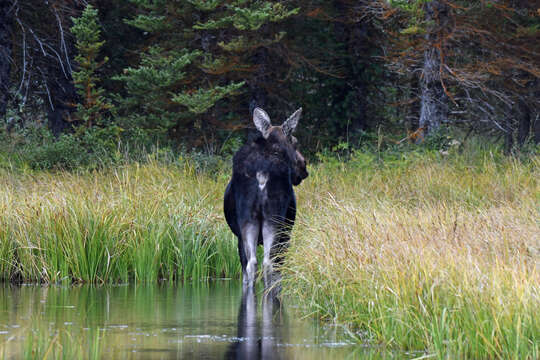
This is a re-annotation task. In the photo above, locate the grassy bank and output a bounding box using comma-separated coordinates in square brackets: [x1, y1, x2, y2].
[0, 160, 239, 283]
[1, 145, 538, 358]
[283, 149, 539, 359]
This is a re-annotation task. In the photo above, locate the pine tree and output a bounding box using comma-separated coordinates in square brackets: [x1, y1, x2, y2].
[115, 0, 299, 144]
[71, 4, 114, 128]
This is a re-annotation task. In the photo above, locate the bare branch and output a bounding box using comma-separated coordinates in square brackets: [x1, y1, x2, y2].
[53, 5, 72, 75]
[37, 66, 54, 110]
[14, 15, 27, 96]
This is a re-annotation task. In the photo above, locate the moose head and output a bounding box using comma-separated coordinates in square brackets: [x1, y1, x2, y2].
[252, 107, 308, 185]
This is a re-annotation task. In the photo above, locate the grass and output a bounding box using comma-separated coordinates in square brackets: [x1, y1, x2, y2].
[282, 147, 539, 359]
[0, 159, 240, 283]
[0, 143, 538, 358]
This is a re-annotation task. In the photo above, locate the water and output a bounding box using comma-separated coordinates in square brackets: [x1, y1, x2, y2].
[0, 281, 363, 359]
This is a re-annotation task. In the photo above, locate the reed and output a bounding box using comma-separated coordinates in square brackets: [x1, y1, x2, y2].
[283, 149, 539, 359]
[0, 160, 240, 283]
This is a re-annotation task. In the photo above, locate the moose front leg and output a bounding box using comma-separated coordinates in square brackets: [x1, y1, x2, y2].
[241, 223, 259, 287]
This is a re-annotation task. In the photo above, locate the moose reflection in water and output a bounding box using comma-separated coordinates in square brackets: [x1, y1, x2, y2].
[0, 283, 360, 359]
[224, 107, 308, 289]
[225, 287, 284, 360]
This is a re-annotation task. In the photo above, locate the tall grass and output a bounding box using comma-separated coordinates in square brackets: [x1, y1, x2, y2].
[1, 144, 538, 357]
[283, 149, 539, 359]
[0, 160, 240, 283]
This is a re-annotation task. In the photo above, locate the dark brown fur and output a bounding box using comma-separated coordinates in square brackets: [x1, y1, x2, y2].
[223, 108, 307, 287]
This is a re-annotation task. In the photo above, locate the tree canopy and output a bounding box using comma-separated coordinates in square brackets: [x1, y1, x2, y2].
[1, 0, 538, 162]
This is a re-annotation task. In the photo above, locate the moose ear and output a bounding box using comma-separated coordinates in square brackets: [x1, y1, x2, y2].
[253, 107, 271, 139]
[282, 107, 302, 136]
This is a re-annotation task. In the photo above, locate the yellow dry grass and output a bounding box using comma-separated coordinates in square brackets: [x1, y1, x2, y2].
[285, 154, 539, 358]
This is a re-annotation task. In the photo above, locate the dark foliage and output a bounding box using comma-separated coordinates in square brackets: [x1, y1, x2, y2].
[0, 0, 537, 169]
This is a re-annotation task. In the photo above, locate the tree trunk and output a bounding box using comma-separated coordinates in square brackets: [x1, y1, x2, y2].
[534, 113, 540, 145]
[247, 45, 268, 142]
[418, 0, 448, 138]
[534, 80, 540, 145]
[348, 22, 368, 136]
[504, 114, 514, 155]
[0, 0, 14, 121]
[408, 76, 421, 132]
[504, 100, 518, 155]
[46, 60, 78, 137]
[332, 8, 368, 143]
[249, 46, 268, 115]
[46, 77, 77, 137]
[517, 99, 531, 147]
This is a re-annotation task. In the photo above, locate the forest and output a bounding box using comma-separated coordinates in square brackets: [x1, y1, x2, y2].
[0, 1, 538, 359]
[0, 0, 539, 167]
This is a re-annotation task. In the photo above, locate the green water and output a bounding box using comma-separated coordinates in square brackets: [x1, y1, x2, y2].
[0, 281, 364, 359]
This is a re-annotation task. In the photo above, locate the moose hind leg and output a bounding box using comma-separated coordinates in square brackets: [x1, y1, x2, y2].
[262, 221, 277, 288]
[241, 223, 259, 287]
[237, 235, 247, 275]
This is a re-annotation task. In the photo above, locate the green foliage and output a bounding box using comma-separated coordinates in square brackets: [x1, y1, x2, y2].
[113, 47, 202, 132]
[218, 31, 286, 52]
[114, 0, 299, 144]
[18, 127, 121, 170]
[124, 14, 170, 32]
[389, 0, 428, 11]
[71, 5, 114, 128]
[172, 82, 245, 114]
[71, 5, 102, 48]
[194, 2, 299, 30]
[188, 0, 223, 11]
[400, 24, 425, 35]
[387, 0, 432, 35]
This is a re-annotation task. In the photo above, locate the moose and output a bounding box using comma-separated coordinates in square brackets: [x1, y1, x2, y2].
[224, 107, 308, 288]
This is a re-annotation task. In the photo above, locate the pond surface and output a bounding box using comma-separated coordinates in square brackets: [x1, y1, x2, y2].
[0, 281, 364, 359]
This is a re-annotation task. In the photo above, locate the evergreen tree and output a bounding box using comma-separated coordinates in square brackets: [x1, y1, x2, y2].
[71, 4, 114, 128]
[286, 0, 394, 146]
[115, 0, 299, 144]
